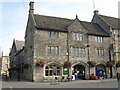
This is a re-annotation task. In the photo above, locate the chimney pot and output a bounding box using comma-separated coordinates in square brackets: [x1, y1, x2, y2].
[29, 1, 34, 14]
[94, 10, 99, 14]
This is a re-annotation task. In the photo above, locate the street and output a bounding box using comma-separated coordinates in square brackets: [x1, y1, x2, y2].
[1, 78, 119, 88]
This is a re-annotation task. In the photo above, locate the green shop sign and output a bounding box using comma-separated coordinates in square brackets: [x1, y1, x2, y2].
[63, 68, 69, 75]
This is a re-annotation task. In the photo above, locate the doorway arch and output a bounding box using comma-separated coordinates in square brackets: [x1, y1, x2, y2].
[96, 64, 106, 77]
[73, 64, 85, 80]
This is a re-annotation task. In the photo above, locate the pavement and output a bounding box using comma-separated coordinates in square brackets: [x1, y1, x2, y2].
[1, 75, 117, 83]
[1, 76, 119, 88]
[1, 75, 118, 84]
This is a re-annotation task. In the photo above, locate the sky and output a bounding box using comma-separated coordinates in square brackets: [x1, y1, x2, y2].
[0, 0, 119, 56]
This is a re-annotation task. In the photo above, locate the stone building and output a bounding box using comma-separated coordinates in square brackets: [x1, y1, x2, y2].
[1, 56, 10, 75]
[10, 2, 120, 82]
[9, 39, 24, 77]
[92, 10, 120, 76]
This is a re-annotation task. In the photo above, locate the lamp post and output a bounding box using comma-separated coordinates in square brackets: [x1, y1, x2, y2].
[86, 35, 90, 77]
[67, 31, 70, 78]
[86, 44, 90, 77]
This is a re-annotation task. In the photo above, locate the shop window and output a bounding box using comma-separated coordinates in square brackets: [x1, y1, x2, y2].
[45, 64, 61, 76]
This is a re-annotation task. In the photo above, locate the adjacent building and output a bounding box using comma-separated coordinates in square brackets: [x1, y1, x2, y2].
[1, 56, 10, 75]
[9, 39, 24, 77]
[9, 2, 120, 82]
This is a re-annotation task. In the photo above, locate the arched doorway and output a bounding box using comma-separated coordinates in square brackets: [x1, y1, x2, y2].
[96, 64, 106, 78]
[73, 64, 85, 80]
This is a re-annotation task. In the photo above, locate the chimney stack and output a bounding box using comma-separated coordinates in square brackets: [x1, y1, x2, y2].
[94, 10, 99, 14]
[29, 1, 34, 14]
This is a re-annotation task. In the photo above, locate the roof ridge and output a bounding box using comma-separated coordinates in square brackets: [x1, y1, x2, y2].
[15, 40, 24, 42]
[33, 14, 74, 21]
[99, 14, 120, 20]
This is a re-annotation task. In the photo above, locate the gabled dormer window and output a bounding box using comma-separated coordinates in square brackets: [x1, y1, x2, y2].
[73, 33, 84, 41]
[48, 31, 58, 39]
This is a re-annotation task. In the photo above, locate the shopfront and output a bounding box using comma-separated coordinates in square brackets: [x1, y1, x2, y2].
[96, 64, 106, 78]
[72, 64, 85, 80]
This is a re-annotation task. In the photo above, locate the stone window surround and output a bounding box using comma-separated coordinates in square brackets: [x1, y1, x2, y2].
[73, 32, 84, 41]
[47, 46, 59, 55]
[48, 31, 59, 39]
[72, 47, 86, 56]
[96, 48, 105, 57]
[96, 36, 104, 42]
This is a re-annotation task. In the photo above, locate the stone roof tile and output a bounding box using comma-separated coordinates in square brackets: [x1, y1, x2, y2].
[33, 14, 109, 36]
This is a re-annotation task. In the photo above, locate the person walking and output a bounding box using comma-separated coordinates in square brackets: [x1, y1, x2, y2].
[116, 72, 120, 82]
[103, 72, 107, 79]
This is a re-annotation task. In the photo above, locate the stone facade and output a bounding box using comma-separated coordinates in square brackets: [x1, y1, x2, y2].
[1, 56, 10, 75]
[9, 39, 24, 78]
[10, 2, 120, 82]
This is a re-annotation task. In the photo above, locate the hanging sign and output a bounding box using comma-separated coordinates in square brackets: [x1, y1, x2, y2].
[63, 68, 69, 75]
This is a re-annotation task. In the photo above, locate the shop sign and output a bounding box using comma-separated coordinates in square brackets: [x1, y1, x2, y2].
[108, 70, 110, 73]
[63, 68, 69, 75]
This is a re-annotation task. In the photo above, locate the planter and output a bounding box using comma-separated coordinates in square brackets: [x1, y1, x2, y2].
[35, 61, 44, 67]
[106, 61, 114, 67]
[64, 61, 72, 68]
[87, 61, 96, 67]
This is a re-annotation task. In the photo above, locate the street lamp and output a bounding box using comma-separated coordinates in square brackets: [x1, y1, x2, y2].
[86, 44, 90, 77]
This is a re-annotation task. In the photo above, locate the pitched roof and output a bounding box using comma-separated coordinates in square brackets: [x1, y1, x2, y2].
[34, 14, 73, 31]
[99, 15, 120, 29]
[82, 21, 109, 36]
[33, 14, 109, 36]
[15, 40, 24, 51]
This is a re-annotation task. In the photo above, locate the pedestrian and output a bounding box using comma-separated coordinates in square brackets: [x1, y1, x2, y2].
[103, 72, 107, 79]
[9, 71, 12, 79]
[74, 71, 78, 80]
[116, 72, 120, 82]
[72, 72, 75, 80]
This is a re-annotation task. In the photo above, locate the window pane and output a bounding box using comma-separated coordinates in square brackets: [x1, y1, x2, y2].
[48, 46, 51, 54]
[45, 70, 48, 76]
[80, 48, 85, 56]
[75, 48, 78, 56]
[48, 31, 51, 38]
[45, 66, 49, 69]
[72, 48, 75, 56]
[76, 33, 79, 40]
[57, 67, 60, 69]
[55, 47, 58, 55]
[50, 70, 53, 76]
[51, 32, 54, 38]
[79, 34, 82, 41]
[57, 70, 60, 75]
[55, 32, 58, 39]
[74, 33, 76, 40]
[51, 47, 55, 55]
